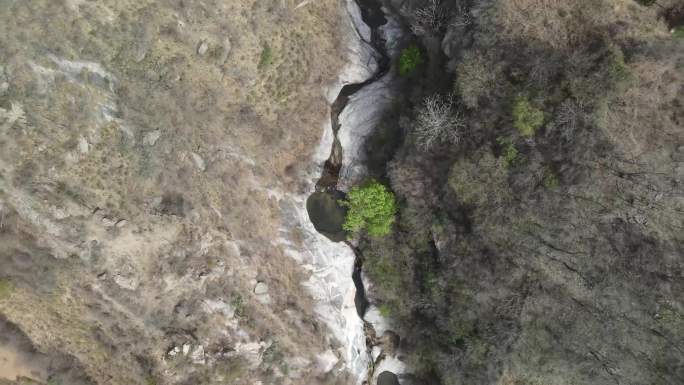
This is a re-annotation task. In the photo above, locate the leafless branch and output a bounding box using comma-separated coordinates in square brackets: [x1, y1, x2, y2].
[410, 0, 449, 36]
[415, 93, 466, 150]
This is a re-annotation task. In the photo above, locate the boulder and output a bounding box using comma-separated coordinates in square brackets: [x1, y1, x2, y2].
[143, 130, 161, 146]
[190, 152, 206, 171]
[191, 345, 205, 364]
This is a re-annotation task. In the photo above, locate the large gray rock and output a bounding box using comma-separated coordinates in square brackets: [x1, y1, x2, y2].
[337, 73, 399, 190]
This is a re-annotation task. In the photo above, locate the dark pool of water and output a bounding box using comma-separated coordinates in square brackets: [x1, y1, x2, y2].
[377, 371, 400, 385]
[306, 190, 347, 242]
[357, 0, 387, 28]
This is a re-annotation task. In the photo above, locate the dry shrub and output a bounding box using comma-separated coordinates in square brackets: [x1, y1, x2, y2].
[596, 43, 684, 156]
[491, 0, 666, 49]
[455, 52, 502, 109]
[410, 0, 449, 36]
[414, 94, 466, 150]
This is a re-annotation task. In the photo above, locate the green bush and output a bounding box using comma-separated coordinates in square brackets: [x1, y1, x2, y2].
[366, 250, 403, 292]
[542, 166, 560, 189]
[379, 304, 392, 317]
[0, 278, 12, 299]
[231, 294, 246, 318]
[673, 26, 684, 39]
[512, 96, 544, 137]
[496, 136, 519, 167]
[340, 181, 396, 237]
[607, 47, 629, 83]
[258, 44, 273, 69]
[399, 45, 424, 76]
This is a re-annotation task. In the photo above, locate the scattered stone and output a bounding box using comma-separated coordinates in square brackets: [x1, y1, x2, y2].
[254, 282, 272, 304]
[254, 282, 269, 295]
[115, 219, 127, 228]
[113, 273, 139, 291]
[168, 346, 181, 357]
[203, 299, 235, 319]
[257, 294, 271, 304]
[191, 345, 206, 364]
[190, 152, 206, 171]
[197, 41, 209, 56]
[221, 38, 232, 62]
[77, 243, 93, 262]
[78, 136, 89, 153]
[143, 130, 161, 146]
[371, 346, 382, 362]
[182, 343, 191, 356]
[50, 205, 69, 220]
[233, 341, 266, 369]
[101, 217, 116, 227]
[315, 350, 338, 373]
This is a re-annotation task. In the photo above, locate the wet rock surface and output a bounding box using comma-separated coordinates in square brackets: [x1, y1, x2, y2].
[305, 1, 412, 384]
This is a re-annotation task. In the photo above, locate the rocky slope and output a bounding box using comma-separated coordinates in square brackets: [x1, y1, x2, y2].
[0, 1, 373, 384]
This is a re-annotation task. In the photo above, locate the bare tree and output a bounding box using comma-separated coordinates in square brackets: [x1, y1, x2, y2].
[414, 94, 465, 150]
[450, 2, 473, 28]
[410, 0, 449, 36]
[549, 99, 586, 142]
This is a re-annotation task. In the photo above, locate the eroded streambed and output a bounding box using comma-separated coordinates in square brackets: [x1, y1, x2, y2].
[305, 0, 407, 383]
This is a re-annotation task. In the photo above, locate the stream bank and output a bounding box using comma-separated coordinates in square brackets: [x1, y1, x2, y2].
[305, 0, 411, 384]
[274, 0, 406, 382]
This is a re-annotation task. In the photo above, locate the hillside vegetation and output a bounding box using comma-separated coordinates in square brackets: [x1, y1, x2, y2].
[361, 0, 684, 384]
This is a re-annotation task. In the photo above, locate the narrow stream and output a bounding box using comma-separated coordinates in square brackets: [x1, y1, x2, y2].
[306, 0, 399, 383]
[308, 0, 388, 315]
[315, 3, 390, 192]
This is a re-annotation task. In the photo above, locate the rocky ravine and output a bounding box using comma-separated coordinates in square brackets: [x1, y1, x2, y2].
[301, 1, 412, 384]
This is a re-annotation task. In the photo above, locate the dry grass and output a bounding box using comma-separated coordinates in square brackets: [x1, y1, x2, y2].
[597, 42, 684, 156]
[491, 0, 668, 49]
[0, 0, 349, 384]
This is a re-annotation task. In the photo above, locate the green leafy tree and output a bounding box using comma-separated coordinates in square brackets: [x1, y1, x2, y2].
[513, 96, 544, 137]
[341, 181, 397, 237]
[399, 45, 424, 76]
[496, 136, 519, 167]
